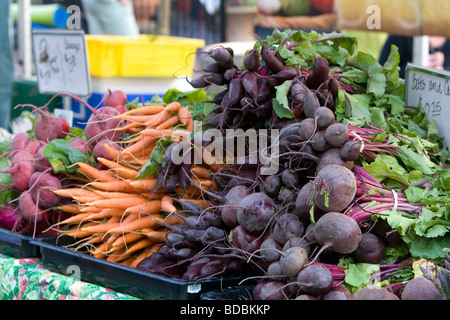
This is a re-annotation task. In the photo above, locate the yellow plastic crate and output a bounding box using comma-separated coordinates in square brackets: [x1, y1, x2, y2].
[86, 35, 205, 78]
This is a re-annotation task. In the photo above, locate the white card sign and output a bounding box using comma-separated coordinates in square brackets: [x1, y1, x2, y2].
[405, 63, 450, 147]
[32, 29, 91, 97]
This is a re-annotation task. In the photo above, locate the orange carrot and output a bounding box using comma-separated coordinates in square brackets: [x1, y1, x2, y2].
[86, 197, 147, 210]
[52, 188, 99, 199]
[128, 179, 157, 192]
[88, 180, 136, 193]
[129, 249, 153, 268]
[124, 200, 161, 215]
[56, 204, 82, 214]
[138, 128, 173, 138]
[106, 213, 163, 234]
[111, 232, 144, 249]
[76, 162, 118, 182]
[186, 117, 194, 133]
[144, 230, 168, 243]
[96, 157, 140, 180]
[144, 110, 172, 128]
[122, 105, 165, 116]
[81, 221, 123, 234]
[177, 107, 192, 125]
[190, 166, 211, 179]
[156, 115, 180, 130]
[164, 101, 182, 113]
[161, 195, 177, 213]
[120, 135, 158, 157]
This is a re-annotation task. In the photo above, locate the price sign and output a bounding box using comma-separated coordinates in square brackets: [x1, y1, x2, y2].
[405, 63, 450, 147]
[32, 29, 91, 97]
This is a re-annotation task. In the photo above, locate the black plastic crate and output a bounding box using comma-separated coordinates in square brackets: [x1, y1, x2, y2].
[0, 228, 43, 258]
[31, 236, 242, 300]
[200, 285, 255, 300]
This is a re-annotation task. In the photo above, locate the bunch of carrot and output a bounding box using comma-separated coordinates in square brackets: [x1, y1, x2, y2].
[51, 101, 213, 268]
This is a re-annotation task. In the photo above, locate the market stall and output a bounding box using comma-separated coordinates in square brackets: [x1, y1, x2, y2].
[1, 1, 449, 302]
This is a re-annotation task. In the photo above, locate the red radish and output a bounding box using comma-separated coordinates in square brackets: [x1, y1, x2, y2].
[103, 89, 128, 108]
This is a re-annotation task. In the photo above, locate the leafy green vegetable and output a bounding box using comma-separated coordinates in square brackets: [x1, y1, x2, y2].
[136, 138, 173, 180]
[272, 81, 295, 119]
[43, 139, 94, 174]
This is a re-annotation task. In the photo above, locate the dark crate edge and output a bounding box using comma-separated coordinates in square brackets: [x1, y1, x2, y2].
[30, 236, 242, 300]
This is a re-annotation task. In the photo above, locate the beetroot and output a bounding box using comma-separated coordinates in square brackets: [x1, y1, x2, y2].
[0, 205, 22, 231]
[236, 192, 277, 235]
[28, 171, 62, 208]
[84, 106, 123, 146]
[352, 285, 399, 300]
[401, 277, 443, 300]
[33, 109, 70, 142]
[18, 192, 45, 224]
[313, 164, 357, 213]
[296, 264, 334, 295]
[314, 212, 362, 255]
[221, 186, 252, 228]
[354, 233, 386, 264]
[68, 139, 93, 154]
[103, 89, 127, 108]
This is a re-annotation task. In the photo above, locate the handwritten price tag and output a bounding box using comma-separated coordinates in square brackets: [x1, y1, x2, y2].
[32, 29, 91, 97]
[406, 64, 450, 148]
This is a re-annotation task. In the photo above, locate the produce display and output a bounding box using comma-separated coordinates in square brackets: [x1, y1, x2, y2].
[0, 29, 449, 300]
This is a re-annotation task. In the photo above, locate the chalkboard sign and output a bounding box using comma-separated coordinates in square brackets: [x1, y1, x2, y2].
[405, 63, 450, 147]
[32, 29, 91, 97]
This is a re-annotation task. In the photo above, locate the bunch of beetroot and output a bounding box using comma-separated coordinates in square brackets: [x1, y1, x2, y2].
[0, 89, 129, 237]
[0, 110, 71, 237]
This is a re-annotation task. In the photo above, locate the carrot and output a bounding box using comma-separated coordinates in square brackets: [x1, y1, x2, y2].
[128, 179, 157, 192]
[156, 115, 180, 130]
[76, 162, 118, 182]
[129, 248, 153, 268]
[88, 180, 136, 193]
[122, 105, 165, 116]
[118, 256, 136, 266]
[96, 157, 140, 180]
[81, 221, 123, 234]
[56, 204, 82, 214]
[186, 117, 194, 133]
[115, 114, 155, 124]
[124, 199, 161, 215]
[177, 107, 192, 125]
[86, 197, 147, 210]
[138, 128, 173, 138]
[126, 238, 154, 254]
[144, 110, 172, 128]
[57, 212, 96, 225]
[52, 188, 99, 199]
[91, 190, 144, 200]
[91, 242, 109, 259]
[164, 101, 182, 113]
[106, 213, 163, 234]
[161, 195, 177, 213]
[144, 229, 169, 243]
[115, 121, 143, 132]
[111, 232, 144, 249]
[120, 135, 158, 157]
[190, 166, 211, 179]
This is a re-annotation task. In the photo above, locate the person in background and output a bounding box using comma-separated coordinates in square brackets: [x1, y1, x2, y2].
[379, 35, 450, 78]
[80, 0, 140, 36]
[0, 0, 14, 130]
